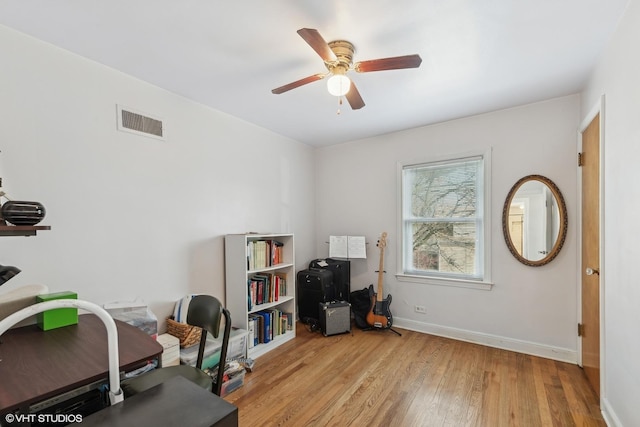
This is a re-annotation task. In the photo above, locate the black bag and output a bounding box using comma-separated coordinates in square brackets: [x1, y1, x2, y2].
[350, 287, 371, 329]
[308, 258, 351, 301]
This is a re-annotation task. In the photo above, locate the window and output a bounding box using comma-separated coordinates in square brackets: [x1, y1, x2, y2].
[398, 150, 491, 288]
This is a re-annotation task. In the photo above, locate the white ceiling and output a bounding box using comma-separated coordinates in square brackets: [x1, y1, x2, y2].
[0, 1, 629, 147]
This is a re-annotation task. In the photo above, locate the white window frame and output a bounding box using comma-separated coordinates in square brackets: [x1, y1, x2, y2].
[396, 148, 493, 290]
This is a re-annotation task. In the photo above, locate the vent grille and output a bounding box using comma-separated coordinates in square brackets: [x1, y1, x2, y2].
[116, 105, 165, 140]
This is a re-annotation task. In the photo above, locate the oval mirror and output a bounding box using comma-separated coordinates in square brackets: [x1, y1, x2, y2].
[502, 175, 567, 266]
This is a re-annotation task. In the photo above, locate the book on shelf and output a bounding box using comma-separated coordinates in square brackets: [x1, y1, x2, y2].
[253, 313, 264, 345]
[247, 278, 258, 309]
[247, 315, 256, 349]
[248, 314, 259, 347]
[247, 310, 293, 348]
[247, 279, 256, 311]
[248, 314, 264, 348]
[274, 272, 287, 299]
[246, 239, 284, 270]
[248, 272, 289, 310]
[281, 312, 293, 331]
[252, 273, 271, 304]
[271, 240, 284, 265]
[286, 312, 293, 330]
[258, 311, 271, 343]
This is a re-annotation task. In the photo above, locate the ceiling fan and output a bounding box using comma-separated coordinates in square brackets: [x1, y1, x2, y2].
[272, 28, 422, 110]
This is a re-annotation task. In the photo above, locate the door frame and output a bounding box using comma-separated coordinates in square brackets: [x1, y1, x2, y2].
[576, 94, 605, 401]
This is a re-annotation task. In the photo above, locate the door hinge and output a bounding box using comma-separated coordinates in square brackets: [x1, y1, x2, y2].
[578, 323, 584, 336]
[578, 152, 584, 167]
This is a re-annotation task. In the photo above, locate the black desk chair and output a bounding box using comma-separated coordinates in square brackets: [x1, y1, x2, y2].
[122, 295, 231, 396]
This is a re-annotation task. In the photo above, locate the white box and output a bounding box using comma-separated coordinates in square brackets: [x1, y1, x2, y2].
[158, 333, 180, 367]
[158, 333, 180, 349]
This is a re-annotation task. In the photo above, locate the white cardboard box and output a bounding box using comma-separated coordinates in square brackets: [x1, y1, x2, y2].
[158, 333, 180, 367]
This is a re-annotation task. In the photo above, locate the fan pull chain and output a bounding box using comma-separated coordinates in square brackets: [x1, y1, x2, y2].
[337, 97, 343, 115]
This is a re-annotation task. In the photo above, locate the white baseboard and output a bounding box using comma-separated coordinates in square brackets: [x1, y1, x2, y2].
[393, 317, 577, 364]
[601, 397, 622, 427]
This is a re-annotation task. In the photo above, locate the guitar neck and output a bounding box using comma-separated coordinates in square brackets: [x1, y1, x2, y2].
[376, 233, 387, 302]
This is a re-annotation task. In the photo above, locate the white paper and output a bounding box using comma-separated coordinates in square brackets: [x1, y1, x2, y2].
[329, 235, 367, 259]
[347, 236, 367, 259]
[329, 235, 348, 258]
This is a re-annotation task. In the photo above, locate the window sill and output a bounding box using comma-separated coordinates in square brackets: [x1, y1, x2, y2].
[395, 273, 494, 290]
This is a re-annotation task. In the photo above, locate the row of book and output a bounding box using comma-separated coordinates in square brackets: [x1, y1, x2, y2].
[247, 239, 284, 270]
[247, 309, 293, 348]
[247, 272, 287, 310]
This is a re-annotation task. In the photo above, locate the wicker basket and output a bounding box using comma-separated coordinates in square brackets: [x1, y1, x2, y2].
[166, 317, 202, 348]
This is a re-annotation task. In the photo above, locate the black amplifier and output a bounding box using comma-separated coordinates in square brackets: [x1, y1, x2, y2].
[319, 301, 351, 336]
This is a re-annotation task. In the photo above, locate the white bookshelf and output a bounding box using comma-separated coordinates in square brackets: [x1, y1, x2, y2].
[224, 233, 296, 358]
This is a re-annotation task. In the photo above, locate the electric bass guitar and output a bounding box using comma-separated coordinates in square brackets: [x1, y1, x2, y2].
[366, 232, 393, 329]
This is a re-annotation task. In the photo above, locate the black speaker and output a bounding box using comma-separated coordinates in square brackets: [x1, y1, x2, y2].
[319, 301, 351, 336]
[297, 269, 333, 323]
[1, 201, 46, 226]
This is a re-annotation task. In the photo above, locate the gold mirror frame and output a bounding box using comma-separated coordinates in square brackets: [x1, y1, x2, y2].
[502, 175, 568, 267]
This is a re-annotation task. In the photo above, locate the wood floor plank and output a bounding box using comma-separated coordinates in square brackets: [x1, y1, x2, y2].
[225, 323, 605, 426]
[532, 357, 555, 426]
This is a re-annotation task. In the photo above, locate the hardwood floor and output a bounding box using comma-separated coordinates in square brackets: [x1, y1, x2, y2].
[226, 323, 604, 426]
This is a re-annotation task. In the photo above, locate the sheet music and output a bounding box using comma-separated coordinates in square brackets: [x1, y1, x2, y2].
[329, 235, 366, 259]
[329, 236, 348, 258]
[347, 236, 366, 259]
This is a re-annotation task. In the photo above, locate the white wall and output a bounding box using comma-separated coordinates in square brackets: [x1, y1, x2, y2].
[315, 95, 580, 361]
[582, 0, 639, 425]
[0, 25, 317, 325]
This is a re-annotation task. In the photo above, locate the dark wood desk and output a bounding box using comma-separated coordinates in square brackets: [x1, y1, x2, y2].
[82, 376, 238, 427]
[0, 314, 163, 414]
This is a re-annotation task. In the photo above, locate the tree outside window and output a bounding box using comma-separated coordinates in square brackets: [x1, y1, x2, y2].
[401, 156, 485, 280]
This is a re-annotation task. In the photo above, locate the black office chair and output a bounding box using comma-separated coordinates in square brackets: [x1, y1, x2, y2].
[122, 295, 231, 396]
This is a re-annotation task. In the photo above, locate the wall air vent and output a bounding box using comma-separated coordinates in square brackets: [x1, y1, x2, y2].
[116, 105, 165, 140]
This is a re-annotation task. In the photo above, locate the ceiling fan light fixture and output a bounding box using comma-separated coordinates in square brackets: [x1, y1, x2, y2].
[327, 74, 351, 97]
[271, 29, 420, 111]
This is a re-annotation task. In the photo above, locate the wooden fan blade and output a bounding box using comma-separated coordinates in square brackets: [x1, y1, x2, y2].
[272, 73, 325, 94]
[354, 54, 422, 73]
[297, 28, 337, 63]
[345, 82, 365, 110]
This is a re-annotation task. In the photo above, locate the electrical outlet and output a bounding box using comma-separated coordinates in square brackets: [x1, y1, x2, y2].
[414, 305, 426, 314]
